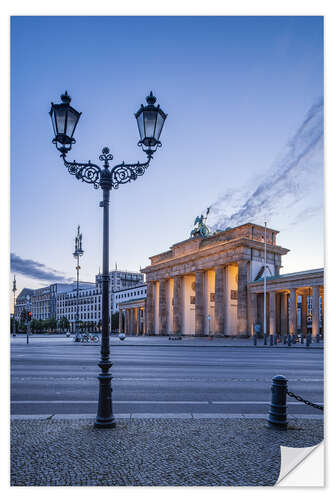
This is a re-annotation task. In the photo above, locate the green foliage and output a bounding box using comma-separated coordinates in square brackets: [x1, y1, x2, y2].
[58, 316, 70, 332]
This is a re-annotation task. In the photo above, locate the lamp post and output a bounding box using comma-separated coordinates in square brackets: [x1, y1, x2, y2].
[73, 225, 84, 342]
[49, 90, 167, 428]
[12, 276, 17, 336]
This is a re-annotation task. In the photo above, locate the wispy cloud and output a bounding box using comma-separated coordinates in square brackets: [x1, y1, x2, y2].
[10, 253, 72, 283]
[209, 98, 323, 231]
[287, 205, 323, 228]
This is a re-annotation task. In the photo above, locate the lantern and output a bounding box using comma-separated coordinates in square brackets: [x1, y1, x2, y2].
[49, 91, 81, 154]
[135, 91, 167, 156]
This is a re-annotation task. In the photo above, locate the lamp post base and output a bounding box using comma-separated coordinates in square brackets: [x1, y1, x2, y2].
[94, 418, 116, 429]
[94, 365, 116, 429]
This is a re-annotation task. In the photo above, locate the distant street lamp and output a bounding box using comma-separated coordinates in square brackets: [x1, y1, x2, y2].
[12, 276, 17, 337]
[49, 90, 167, 428]
[73, 225, 84, 342]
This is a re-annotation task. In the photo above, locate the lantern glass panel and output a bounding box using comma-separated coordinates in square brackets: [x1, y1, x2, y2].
[66, 108, 79, 138]
[50, 111, 57, 137]
[55, 107, 67, 135]
[155, 112, 165, 141]
[143, 109, 157, 139]
[136, 112, 144, 141]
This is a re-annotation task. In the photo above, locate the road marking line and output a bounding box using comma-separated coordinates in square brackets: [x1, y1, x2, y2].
[11, 400, 323, 405]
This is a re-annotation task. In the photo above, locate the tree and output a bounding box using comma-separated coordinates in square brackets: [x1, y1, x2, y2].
[58, 316, 70, 332]
[36, 320, 44, 333]
[10, 317, 19, 334]
[49, 317, 57, 332]
[30, 319, 40, 333]
[18, 319, 27, 333]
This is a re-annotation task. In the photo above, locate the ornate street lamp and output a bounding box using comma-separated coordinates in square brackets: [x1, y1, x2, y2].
[49, 90, 167, 428]
[73, 225, 84, 342]
[12, 276, 17, 337]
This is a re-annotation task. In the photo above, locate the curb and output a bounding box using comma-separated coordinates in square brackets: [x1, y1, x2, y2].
[11, 340, 324, 349]
[11, 413, 324, 421]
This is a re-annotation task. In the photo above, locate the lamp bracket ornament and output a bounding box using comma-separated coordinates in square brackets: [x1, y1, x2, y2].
[60, 147, 151, 191]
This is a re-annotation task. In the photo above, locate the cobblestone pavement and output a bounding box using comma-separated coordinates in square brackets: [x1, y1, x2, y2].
[10, 417, 323, 486]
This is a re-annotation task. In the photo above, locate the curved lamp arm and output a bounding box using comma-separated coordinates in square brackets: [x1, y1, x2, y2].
[62, 155, 101, 189]
[110, 157, 151, 190]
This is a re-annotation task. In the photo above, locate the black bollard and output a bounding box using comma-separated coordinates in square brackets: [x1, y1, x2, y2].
[283, 335, 287, 345]
[253, 334, 257, 346]
[270, 335, 273, 346]
[266, 375, 288, 430]
[306, 333, 311, 347]
[287, 334, 292, 347]
[292, 334, 296, 344]
[301, 335, 304, 344]
[316, 334, 320, 343]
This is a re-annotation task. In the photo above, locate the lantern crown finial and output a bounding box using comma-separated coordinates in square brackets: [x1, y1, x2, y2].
[146, 91, 157, 105]
[61, 91, 71, 104]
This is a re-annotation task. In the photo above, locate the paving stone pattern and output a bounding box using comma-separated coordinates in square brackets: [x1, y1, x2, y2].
[11, 417, 323, 486]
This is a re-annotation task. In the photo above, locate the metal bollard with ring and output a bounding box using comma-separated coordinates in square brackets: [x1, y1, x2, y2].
[266, 375, 288, 430]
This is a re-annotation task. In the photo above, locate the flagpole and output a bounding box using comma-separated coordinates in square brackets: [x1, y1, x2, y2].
[263, 221, 267, 345]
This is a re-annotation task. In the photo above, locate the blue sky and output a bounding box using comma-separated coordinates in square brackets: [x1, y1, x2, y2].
[10, 16, 324, 297]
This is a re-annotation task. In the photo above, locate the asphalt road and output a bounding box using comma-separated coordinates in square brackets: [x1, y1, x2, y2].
[10, 337, 324, 416]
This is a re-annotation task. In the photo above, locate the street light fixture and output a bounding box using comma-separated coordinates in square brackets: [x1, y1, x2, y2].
[12, 276, 17, 337]
[49, 90, 167, 428]
[73, 225, 84, 342]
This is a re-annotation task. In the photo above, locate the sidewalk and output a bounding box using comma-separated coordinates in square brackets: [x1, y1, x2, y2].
[10, 334, 324, 349]
[10, 415, 323, 486]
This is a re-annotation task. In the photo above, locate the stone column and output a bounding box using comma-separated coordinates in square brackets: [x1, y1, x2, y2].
[214, 266, 225, 336]
[301, 294, 308, 335]
[127, 309, 133, 335]
[125, 309, 129, 334]
[288, 288, 297, 335]
[280, 293, 288, 335]
[173, 276, 183, 335]
[195, 271, 205, 336]
[276, 293, 281, 336]
[248, 292, 257, 336]
[269, 291, 276, 336]
[320, 291, 324, 336]
[312, 285, 320, 338]
[146, 281, 155, 335]
[142, 307, 146, 335]
[133, 308, 138, 335]
[119, 308, 123, 333]
[159, 278, 168, 335]
[237, 260, 248, 337]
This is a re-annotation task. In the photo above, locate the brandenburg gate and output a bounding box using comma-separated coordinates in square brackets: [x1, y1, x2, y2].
[120, 222, 324, 337]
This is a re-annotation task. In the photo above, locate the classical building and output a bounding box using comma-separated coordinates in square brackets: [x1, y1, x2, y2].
[96, 269, 144, 293]
[116, 284, 147, 335]
[249, 268, 324, 339]
[120, 223, 324, 338]
[113, 283, 147, 314]
[14, 269, 144, 332]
